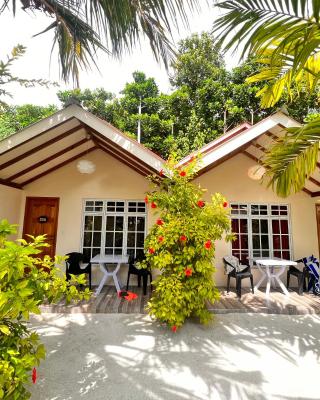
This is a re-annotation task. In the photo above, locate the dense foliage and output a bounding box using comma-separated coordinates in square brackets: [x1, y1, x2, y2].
[0, 220, 90, 399]
[142, 158, 232, 329]
[1, 32, 318, 160]
[213, 0, 320, 196]
[0, 104, 57, 139]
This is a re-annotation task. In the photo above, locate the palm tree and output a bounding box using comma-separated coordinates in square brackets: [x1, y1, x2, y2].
[213, 0, 320, 197]
[0, 0, 199, 86]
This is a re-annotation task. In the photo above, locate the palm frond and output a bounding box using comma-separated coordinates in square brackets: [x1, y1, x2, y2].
[1, 0, 200, 84]
[264, 118, 320, 197]
[213, 0, 320, 107]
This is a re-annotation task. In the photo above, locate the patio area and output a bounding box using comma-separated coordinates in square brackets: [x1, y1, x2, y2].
[29, 312, 320, 400]
[40, 286, 320, 315]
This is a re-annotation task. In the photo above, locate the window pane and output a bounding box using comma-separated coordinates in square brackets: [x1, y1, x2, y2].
[115, 216, 124, 231]
[280, 220, 288, 234]
[94, 216, 102, 231]
[272, 220, 280, 234]
[261, 235, 269, 249]
[136, 217, 145, 232]
[106, 216, 114, 231]
[84, 216, 93, 231]
[83, 232, 92, 247]
[240, 235, 248, 249]
[232, 236, 240, 249]
[116, 202, 125, 212]
[128, 216, 136, 231]
[281, 235, 289, 249]
[273, 235, 281, 249]
[282, 251, 290, 260]
[251, 205, 259, 215]
[83, 248, 91, 261]
[114, 248, 123, 255]
[105, 248, 113, 255]
[93, 232, 101, 247]
[136, 233, 145, 247]
[127, 233, 135, 247]
[260, 205, 268, 215]
[92, 248, 100, 257]
[136, 249, 145, 259]
[239, 219, 248, 232]
[252, 235, 260, 249]
[252, 220, 259, 233]
[114, 232, 123, 247]
[231, 219, 239, 232]
[105, 232, 114, 247]
[260, 220, 268, 234]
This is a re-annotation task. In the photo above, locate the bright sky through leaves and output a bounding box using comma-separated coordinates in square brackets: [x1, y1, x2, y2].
[0, 2, 239, 105]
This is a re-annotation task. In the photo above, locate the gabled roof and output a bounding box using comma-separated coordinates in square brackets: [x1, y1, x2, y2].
[179, 111, 320, 197]
[0, 104, 165, 189]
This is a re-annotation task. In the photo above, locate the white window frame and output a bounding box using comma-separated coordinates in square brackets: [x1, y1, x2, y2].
[81, 199, 147, 258]
[230, 202, 293, 260]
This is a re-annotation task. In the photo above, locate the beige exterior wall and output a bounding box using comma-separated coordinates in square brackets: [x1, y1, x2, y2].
[19, 149, 153, 284]
[1, 149, 318, 288]
[195, 153, 319, 286]
[0, 184, 23, 239]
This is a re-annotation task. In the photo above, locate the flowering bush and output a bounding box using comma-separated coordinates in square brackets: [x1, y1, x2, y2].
[0, 220, 91, 399]
[142, 157, 232, 330]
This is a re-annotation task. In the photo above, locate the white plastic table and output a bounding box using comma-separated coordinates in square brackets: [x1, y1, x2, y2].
[251, 258, 297, 297]
[90, 254, 129, 295]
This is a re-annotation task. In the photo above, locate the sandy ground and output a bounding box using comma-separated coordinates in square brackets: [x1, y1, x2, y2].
[28, 313, 320, 400]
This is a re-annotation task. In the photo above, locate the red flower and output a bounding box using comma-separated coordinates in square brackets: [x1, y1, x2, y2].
[144, 196, 149, 204]
[151, 202, 157, 209]
[185, 267, 193, 277]
[197, 200, 205, 208]
[189, 155, 195, 162]
[223, 201, 228, 208]
[156, 218, 164, 226]
[180, 235, 187, 242]
[118, 291, 138, 301]
[204, 240, 212, 249]
[32, 367, 37, 384]
[149, 248, 155, 254]
[159, 169, 164, 177]
[158, 236, 164, 243]
[179, 170, 186, 177]
[171, 325, 177, 333]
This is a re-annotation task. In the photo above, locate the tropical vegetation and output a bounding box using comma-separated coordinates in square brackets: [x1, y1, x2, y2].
[2, 32, 317, 159]
[142, 158, 232, 329]
[213, 0, 320, 197]
[0, 220, 90, 399]
[0, 0, 199, 85]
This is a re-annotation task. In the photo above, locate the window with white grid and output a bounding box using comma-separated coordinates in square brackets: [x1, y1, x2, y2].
[230, 203, 291, 263]
[82, 200, 147, 261]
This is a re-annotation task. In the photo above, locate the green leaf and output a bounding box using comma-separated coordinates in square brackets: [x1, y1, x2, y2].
[0, 325, 10, 335]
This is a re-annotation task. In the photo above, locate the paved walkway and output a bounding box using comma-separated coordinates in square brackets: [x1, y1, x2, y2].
[29, 313, 320, 400]
[40, 286, 320, 315]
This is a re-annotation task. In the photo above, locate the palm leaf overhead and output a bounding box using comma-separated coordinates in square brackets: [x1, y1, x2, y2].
[213, 0, 320, 197]
[0, 0, 199, 85]
[264, 122, 320, 197]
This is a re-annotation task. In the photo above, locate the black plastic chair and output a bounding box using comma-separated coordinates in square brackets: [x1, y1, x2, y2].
[223, 256, 254, 298]
[126, 255, 152, 295]
[65, 252, 92, 289]
[287, 258, 311, 295]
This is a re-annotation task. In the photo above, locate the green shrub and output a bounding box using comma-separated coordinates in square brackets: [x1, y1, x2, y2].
[0, 220, 91, 399]
[142, 157, 232, 330]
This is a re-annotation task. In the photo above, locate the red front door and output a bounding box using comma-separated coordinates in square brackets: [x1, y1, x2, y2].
[23, 197, 60, 258]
